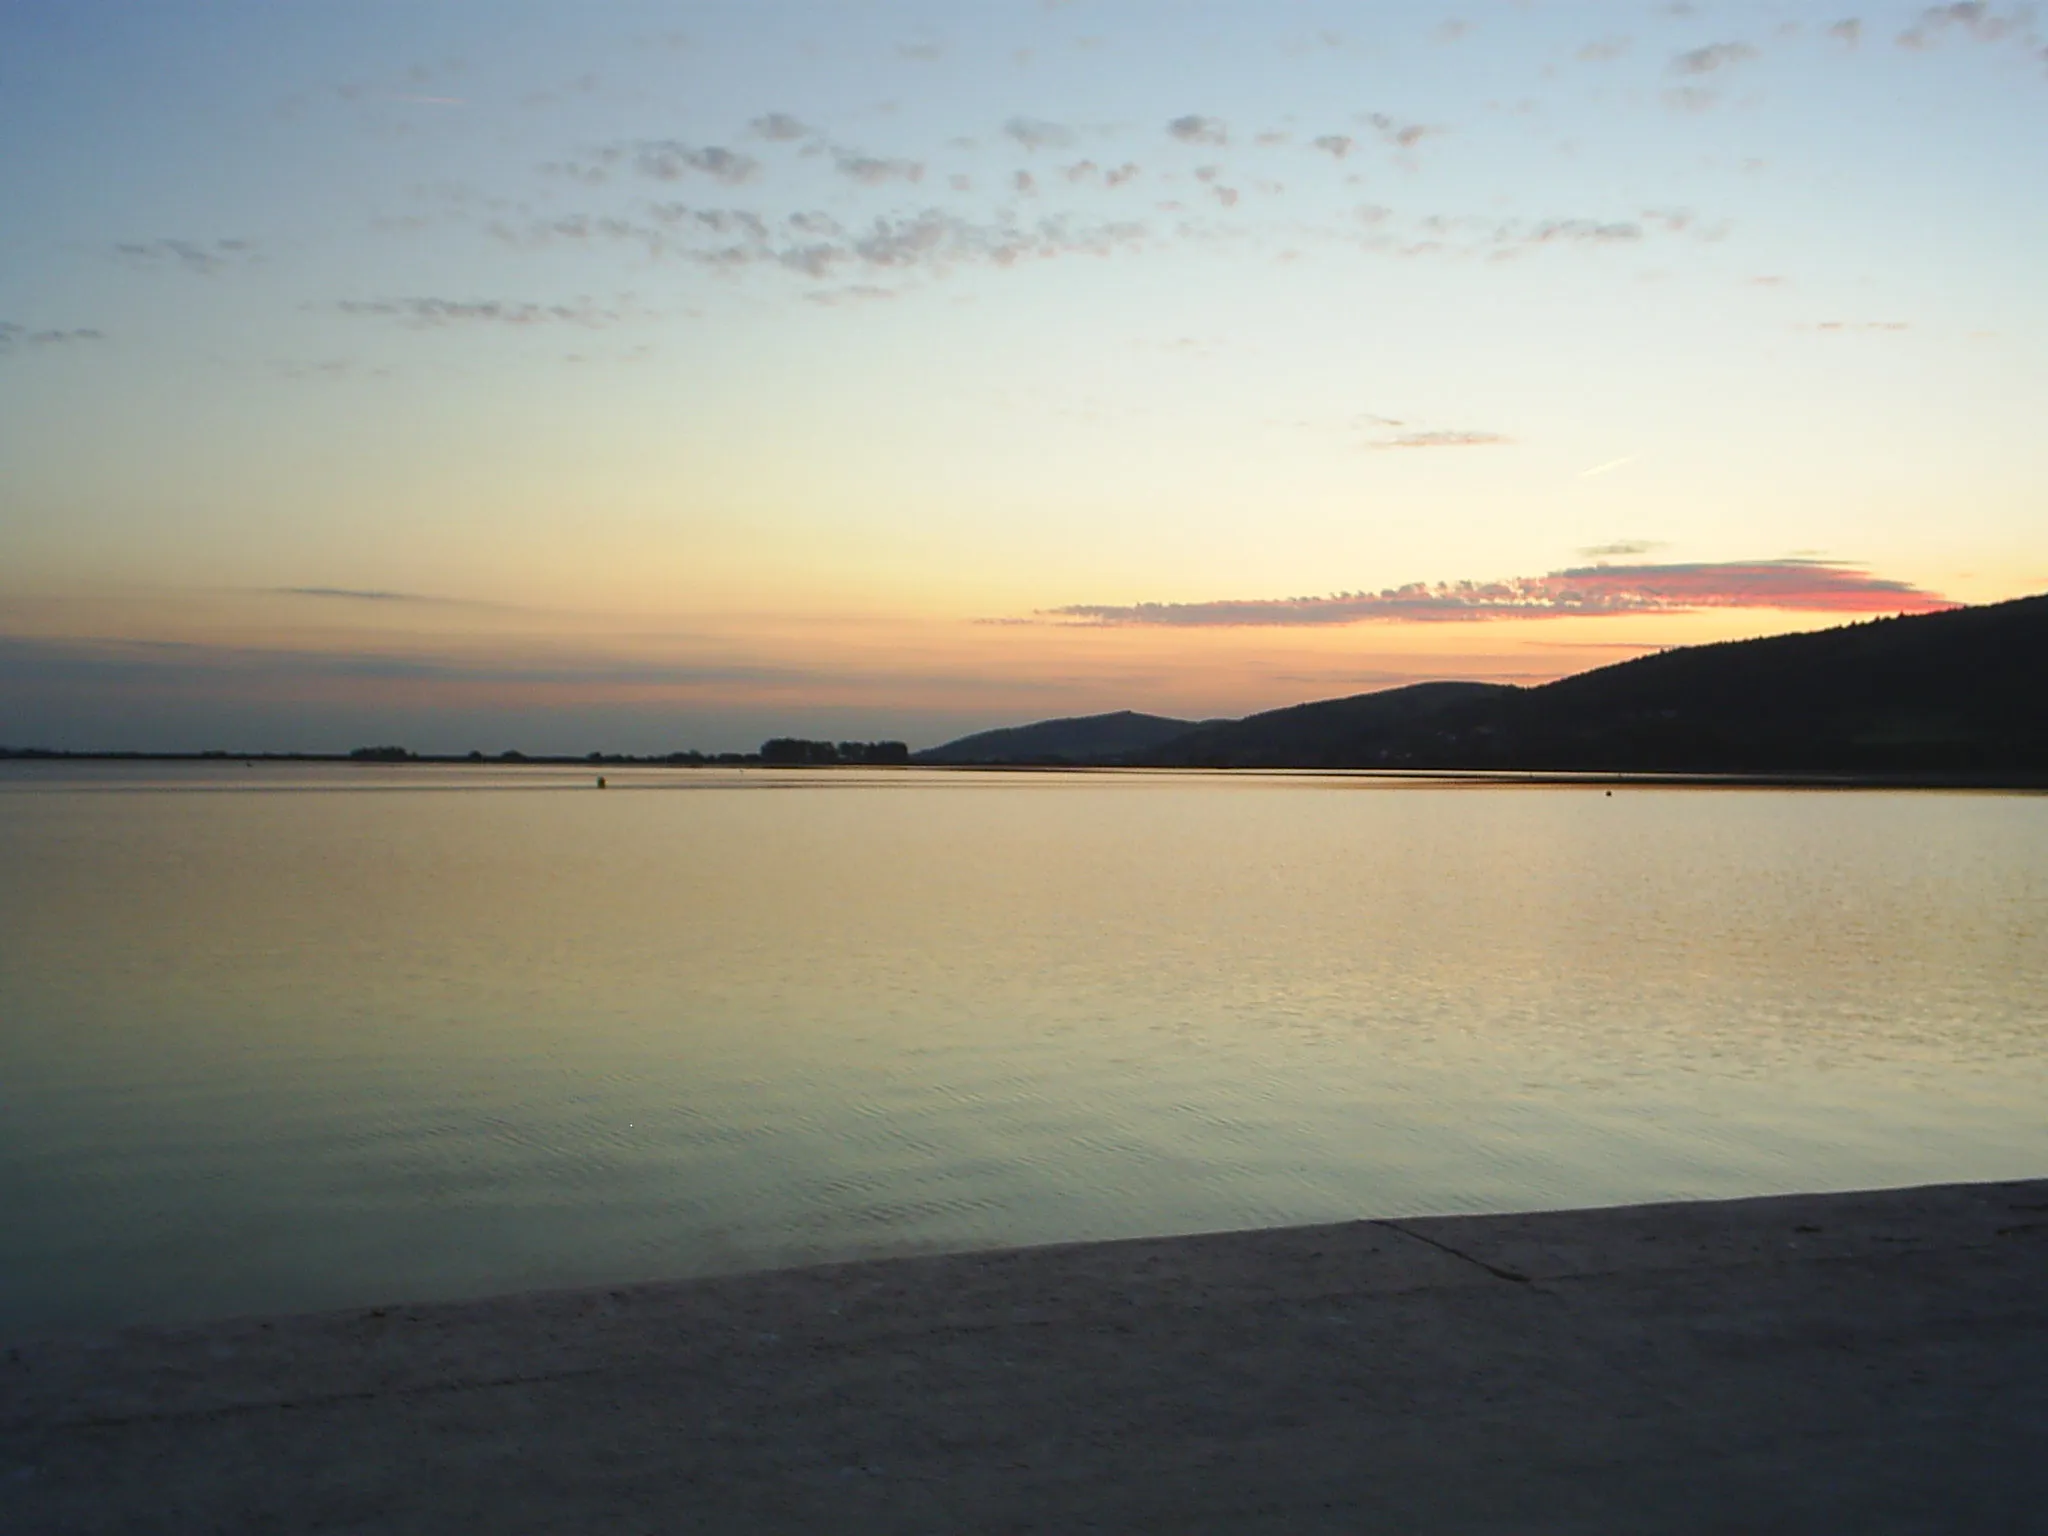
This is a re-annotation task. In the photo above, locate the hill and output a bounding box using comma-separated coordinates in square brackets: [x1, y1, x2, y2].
[1136, 595, 2048, 774]
[914, 710, 1203, 765]
[1127, 682, 1516, 769]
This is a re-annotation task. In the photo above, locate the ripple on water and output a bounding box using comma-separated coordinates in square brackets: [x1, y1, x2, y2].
[1, 771, 2045, 1334]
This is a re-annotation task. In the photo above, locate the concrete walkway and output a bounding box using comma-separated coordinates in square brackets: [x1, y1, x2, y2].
[6, 1179, 2047, 1533]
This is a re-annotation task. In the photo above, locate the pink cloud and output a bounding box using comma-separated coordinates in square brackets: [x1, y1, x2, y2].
[1047, 560, 1955, 627]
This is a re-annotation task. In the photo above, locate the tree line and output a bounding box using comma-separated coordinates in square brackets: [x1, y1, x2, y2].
[758, 739, 910, 765]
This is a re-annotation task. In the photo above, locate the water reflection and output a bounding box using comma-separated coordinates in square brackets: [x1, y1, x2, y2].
[1, 763, 2043, 1335]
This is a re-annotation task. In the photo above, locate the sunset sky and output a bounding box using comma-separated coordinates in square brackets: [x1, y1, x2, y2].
[3, 1, 2044, 752]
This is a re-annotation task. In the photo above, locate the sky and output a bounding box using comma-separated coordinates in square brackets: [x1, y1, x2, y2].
[2, 0, 2044, 753]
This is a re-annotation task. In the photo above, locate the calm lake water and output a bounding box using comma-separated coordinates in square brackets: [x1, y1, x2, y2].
[3, 762, 2045, 1337]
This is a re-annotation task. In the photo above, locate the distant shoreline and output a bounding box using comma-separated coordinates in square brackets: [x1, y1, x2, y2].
[3, 751, 2044, 791]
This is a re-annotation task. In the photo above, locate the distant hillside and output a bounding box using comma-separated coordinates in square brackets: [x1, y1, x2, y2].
[1129, 682, 1516, 769]
[1138, 595, 2048, 774]
[915, 710, 1201, 765]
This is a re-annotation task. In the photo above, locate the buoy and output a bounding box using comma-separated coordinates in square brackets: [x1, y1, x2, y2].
[597, 776, 607, 789]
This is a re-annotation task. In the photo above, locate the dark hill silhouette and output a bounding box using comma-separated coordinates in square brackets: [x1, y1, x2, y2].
[1134, 595, 2048, 774]
[915, 710, 1202, 765]
[1127, 681, 1516, 770]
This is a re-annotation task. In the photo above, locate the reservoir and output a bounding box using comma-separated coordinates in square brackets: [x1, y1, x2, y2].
[2, 762, 2043, 1337]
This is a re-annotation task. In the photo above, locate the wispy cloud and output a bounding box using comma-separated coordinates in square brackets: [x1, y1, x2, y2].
[1671, 41, 1761, 73]
[805, 284, 897, 306]
[1898, 2, 2033, 49]
[1663, 85, 1723, 112]
[329, 297, 628, 328]
[0, 322, 103, 356]
[1577, 539, 1664, 557]
[1576, 458, 1638, 480]
[1577, 37, 1633, 61]
[1046, 560, 1953, 627]
[1364, 429, 1510, 449]
[478, 101, 1709, 303]
[1356, 213, 1656, 263]
[0, 634, 1084, 704]
[490, 205, 1149, 280]
[835, 152, 925, 185]
[624, 141, 761, 185]
[0, 635, 811, 691]
[275, 586, 439, 603]
[1167, 114, 1229, 145]
[749, 112, 814, 141]
[112, 238, 259, 276]
[1004, 115, 1074, 150]
[1357, 112, 1439, 149]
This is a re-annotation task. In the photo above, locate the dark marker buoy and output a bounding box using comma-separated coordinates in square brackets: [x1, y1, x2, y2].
[597, 776, 607, 789]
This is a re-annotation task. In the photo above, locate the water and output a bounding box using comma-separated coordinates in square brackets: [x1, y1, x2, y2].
[2, 762, 2044, 1337]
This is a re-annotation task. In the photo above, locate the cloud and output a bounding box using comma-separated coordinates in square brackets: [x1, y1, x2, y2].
[490, 211, 671, 253]
[629, 141, 761, 185]
[0, 635, 815, 692]
[1517, 218, 1641, 244]
[1358, 112, 1438, 149]
[478, 118, 1700, 298]
[1347, 210, 1657, 264]
[1004, 115, 1074, 150]
[835, 153, 925, 184]
[0, 636, 1090, 718]
[1577, 37, 1633, 61]
[481, 203, 1151, 281]
[1167, 114, 1229, 145]
[1662, 85, 1723, 112]
[898, 41, 945, 61]
[749, 112, 814, 141]
[1639, 208, 1695, 234]
[329, 297, 626, 328]
[1899, 3, 2030, 48]
[1828, 18, 1863, 46]
[1670, 41, 1761, 73]
[275, 587, 439, 603]
[112, 238, 258, 275]
[1576, 457, 1637, 479]
[1577, 539, 1664, 557]
[805, 284, 896, 306]
[1364, 429, 1510, 449]
[1045, 560, 1955, 628]
[1807, 320, 1910, 331]
[0, 322, 103, 356]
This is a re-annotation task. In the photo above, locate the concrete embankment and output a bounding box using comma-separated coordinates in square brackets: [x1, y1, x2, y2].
[6, 1178, 2046, 1533]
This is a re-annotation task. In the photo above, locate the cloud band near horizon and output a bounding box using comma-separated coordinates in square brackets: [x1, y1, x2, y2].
[1047, 560, 1955, 627]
